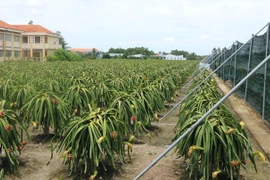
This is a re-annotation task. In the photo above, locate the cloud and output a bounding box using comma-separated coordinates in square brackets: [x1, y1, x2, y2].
[25, 0, 41, 6]
[117, 41, 138, 46]
[31, 9, 41, 15]
[2, 0, 270, 55]
[162, 37, 175, 42]
[200, 35, 210, 40]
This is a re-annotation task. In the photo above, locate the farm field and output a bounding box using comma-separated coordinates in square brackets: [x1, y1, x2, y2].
[0, 60, 268, 180]
[0, 60, 198, 179]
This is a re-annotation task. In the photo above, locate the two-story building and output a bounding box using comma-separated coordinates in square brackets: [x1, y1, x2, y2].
[0, 20, 62, 62]
[0, 20, 23, 61]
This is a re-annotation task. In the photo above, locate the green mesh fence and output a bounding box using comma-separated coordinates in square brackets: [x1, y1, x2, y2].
[210, 25, 270, 123]
[266, 62, 270, 120]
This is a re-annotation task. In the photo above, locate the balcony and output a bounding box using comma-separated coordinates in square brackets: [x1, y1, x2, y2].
[45, 43, 62, 49]
[22, 43, 62, 50]
[14, 42, 20, 48]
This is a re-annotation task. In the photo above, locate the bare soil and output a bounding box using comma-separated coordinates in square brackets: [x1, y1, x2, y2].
[4, 77, 270, 180]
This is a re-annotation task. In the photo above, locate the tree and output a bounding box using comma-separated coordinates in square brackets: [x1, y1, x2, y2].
[102, 53, 111, 59]
[108, 48, 126, 53]
[28, 20, 33, 25]
[171, 49, 189, 57]
[46, 49, 83, 61]
[170, 49, 201, 60]
[84, 49, 98, 60]
[55, 31, 69, 49]
[107, 47, 155, 58]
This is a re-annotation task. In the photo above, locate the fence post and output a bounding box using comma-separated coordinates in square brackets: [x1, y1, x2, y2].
[262, 23, 270, 123]
[134, 54, 270, 180]
[222, 52, 225, 80]
[244, 35, 254, 101]
[228, 44, 234, 82]
[233, 42, 238, 86]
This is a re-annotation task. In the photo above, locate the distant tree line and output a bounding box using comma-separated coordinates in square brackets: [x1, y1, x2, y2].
[103, 47, 201, 60]
[103, 47, 155, 59]
[169, 49, 201, 60]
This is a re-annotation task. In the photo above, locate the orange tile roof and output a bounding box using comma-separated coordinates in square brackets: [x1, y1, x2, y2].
[0, 20, 22, 31]
[70, 48, 100, 54]
[11, 24, 55, 34]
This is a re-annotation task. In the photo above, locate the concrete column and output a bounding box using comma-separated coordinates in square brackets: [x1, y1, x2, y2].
[0, 31, 2, 62]
[3, 32, 5, 61]
[20, 34, 22, 59]
[11, 32, 14, 60]
[43, 35, 45, 61]
[30, 36, 33, 60]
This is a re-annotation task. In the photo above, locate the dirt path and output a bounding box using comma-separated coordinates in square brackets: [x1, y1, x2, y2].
[5, 131, 72, 180]
[111, 85, 191, 180]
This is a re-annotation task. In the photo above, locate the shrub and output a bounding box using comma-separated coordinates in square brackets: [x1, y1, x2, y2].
[46, 49, 83, 61]
[0, 100, 28, 171]
[51, 107, 131, 179]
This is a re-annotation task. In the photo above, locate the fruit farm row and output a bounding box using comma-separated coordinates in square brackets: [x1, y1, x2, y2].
[0, 60, 198, 178]
[173, 72, 265, 179]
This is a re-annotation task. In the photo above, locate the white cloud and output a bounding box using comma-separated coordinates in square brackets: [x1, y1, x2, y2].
[31, 9, 41, 15]
[200, 35, 210, 40]
[25, 0, 41, 6]
[162, 37, 175, 42]
[117, 41, 138, 46]
[2, 0, 270, 55]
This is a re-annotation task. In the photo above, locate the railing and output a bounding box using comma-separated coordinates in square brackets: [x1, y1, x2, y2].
[134, 22, 270, 179]
[210, 23, 270, 124]
[21, 43, 62, 49]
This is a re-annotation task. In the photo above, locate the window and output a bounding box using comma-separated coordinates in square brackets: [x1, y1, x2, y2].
[14, 51, 20, 57]
[22, 36, 28, 43]
[0, 50, 3, 57]
[14, 35, 20, 42]
[35, 36, 40, 43]
[6, 50, 12, 57]
[45, 37, 48, 43]
[5, 34, 12, 41]
[0, 34, 2, 40]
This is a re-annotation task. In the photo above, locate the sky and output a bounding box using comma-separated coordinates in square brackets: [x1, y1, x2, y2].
[1, 0, 270, 55]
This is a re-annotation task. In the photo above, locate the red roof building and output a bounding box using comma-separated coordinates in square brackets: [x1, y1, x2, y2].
[70, 48, 100, 54]
[11, 25, 55, 34]
[0, 20, 61, 62]
[0, 20, 22, 31]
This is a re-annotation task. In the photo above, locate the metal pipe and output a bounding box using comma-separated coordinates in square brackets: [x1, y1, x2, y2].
[244, 35, 254, 101]
[262, 22, 270, 123]
[134, 23, 269, 179]
[233, 43, 238, 86]
[161, 23, 268, 121]
[160, 52, 226, 121]
[222, 52, 225, 80]
[160, 35, 259, 121]
[160, 48, 234, 121]
[228, 45, 233, 81]
[134, 54, 270, 180]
